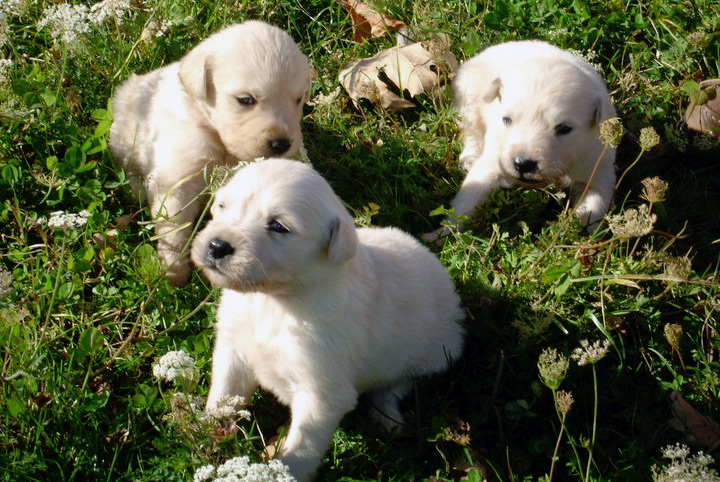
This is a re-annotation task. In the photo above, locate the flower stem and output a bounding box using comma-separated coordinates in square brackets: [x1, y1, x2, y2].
[585, 364, 599, 481]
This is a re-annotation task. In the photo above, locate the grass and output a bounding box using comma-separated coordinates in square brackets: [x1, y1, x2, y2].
[1, 0, 719, 480]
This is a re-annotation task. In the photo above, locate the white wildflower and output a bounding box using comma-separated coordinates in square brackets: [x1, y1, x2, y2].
[605, 204, 656, 239]
[194, 455, 296, 482]
[193, 465, 216, 482]
[89, 0, 131, 25]
[46, 210, 91, 230]
[36, 3, 90, 48]
[0, 268, 13, 297]
[0, 57, 12, 84]
[571, 339, 611, 366]
[204, 395, 252, 421]
[652, 443, 720, 482]
[0, 0, 31, 17]
[152, 350, 196, 382]
[0, 13, 8, 48]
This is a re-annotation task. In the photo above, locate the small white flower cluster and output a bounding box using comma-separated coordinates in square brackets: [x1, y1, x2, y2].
[193, 456, 296, 482]
[36, 0, 131, 49]
[605, 203, 656, 239]
[43, 210, 91, 230]
[0, 268, 13, 298]
[89, 0, 131, 26]
[36, 4, 91, 47]
[0, 0, 31, 18]
[571, 338, 611, 366]
[0, 57, 12, 84]
[652, 443, 720, 482]
[152, 350, 196, 382]
[205, 395, 252, 421]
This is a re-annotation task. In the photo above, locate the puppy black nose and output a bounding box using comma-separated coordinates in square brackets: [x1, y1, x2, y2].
[514, 157, 538, 175]
[208, 238, 234, 260]
[269, 138, 291, 155]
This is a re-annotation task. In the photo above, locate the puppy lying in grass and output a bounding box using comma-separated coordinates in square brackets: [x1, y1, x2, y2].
[426, 40, 617, 240]
[109, 20, 311, 286]
[192, 158, 465, 481]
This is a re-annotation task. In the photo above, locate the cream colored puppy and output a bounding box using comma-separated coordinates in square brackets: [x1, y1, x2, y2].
[109, 21, 311, 286]
[192, 158, 465, 482]
[428, 40, 616, 239]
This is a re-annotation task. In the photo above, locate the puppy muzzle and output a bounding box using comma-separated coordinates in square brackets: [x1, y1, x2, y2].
[205, 237, 235, 266]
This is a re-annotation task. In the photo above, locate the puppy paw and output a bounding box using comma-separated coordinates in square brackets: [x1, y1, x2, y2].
[421, 227, 451, 247]
[165, 261, 192, 287]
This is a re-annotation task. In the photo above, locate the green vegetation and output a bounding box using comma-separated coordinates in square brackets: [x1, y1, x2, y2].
[1, 0, 719, 480]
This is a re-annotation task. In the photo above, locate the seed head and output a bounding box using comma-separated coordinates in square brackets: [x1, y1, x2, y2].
[556, 390, 574, 415]
[599, 117, 624, 149]
[664, 324, 683, 351]
[537, 347, 569, 390]
[639, 126, 661, 150]
[641, 176, 669, 204]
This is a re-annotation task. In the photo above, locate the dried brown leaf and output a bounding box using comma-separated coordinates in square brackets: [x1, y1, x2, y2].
[337, 0, 406, 42]
[338, 36, 457, 110]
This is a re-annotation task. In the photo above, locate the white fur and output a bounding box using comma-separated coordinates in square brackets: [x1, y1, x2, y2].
[109, 21, 311, 286]
[191, 159, 465, 481]
[427, 40, 616, 240]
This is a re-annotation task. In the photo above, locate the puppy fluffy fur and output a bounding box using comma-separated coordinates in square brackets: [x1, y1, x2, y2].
[192, 158, 465, 482]
[430, 40, 616, 238]
[109, 21, 311, 286]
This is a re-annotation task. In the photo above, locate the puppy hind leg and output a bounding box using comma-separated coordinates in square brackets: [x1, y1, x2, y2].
[367, 382, 411, 433]
[147, 171, 206, 286]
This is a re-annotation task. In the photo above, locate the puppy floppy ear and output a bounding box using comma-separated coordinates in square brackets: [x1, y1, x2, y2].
[590, 97, 603, 128]
[327, 214, 358, 263]
[178, 43, 216, 104]
[483, 77, 502, 103]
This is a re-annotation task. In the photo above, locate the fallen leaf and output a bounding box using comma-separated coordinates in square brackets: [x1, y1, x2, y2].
[668, 390, 720, 451]
[339, 35, 457, 110]
[684, 79, 720, 138]
[338, 0, 406, 42]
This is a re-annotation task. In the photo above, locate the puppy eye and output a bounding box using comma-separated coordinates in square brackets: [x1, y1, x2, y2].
[555, 124, 573, 135]
[236, 96, 256, 106]
[267, 220, 290, 234]
[502, 117, 512, 126]
[215, 202, 225, 212]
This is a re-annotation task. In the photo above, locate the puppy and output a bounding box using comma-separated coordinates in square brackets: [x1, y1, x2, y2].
[109, 20, 311, 286]
[427, 40, 616, 240]
[192, 158, 465, 481]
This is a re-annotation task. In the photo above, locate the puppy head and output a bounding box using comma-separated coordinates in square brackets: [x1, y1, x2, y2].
[191, 158, 358, 294]
[469, 59, 610, 186]
[179, 21, 312, 162]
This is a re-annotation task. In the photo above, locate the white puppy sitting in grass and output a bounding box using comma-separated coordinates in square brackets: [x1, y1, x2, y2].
[427, 40, 617, 240]
[109, 21, 311, 286]
[192, 158, 465, 482]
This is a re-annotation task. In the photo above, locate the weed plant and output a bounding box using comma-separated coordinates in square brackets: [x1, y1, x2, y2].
[1, 0, 719, 481]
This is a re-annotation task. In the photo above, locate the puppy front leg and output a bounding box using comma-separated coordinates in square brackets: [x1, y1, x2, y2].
[206, 340, 258, 411]
[280, 389, 358, 482]
[571, 179, 614, 229]
[146, 170, 206, 286]
[423, 166, 498, 242]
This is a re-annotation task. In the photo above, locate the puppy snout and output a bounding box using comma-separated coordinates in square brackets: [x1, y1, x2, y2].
[208, 238, 235, 260]
[269, 137, 291, 155]
[513, 157, 538, 175]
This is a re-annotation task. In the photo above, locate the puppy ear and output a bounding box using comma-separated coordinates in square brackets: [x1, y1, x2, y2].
[483, 77, 502, 103]
[178, 44, 216, 103]
[327, 215, 358, 263]
[590, 97, 602, 128]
